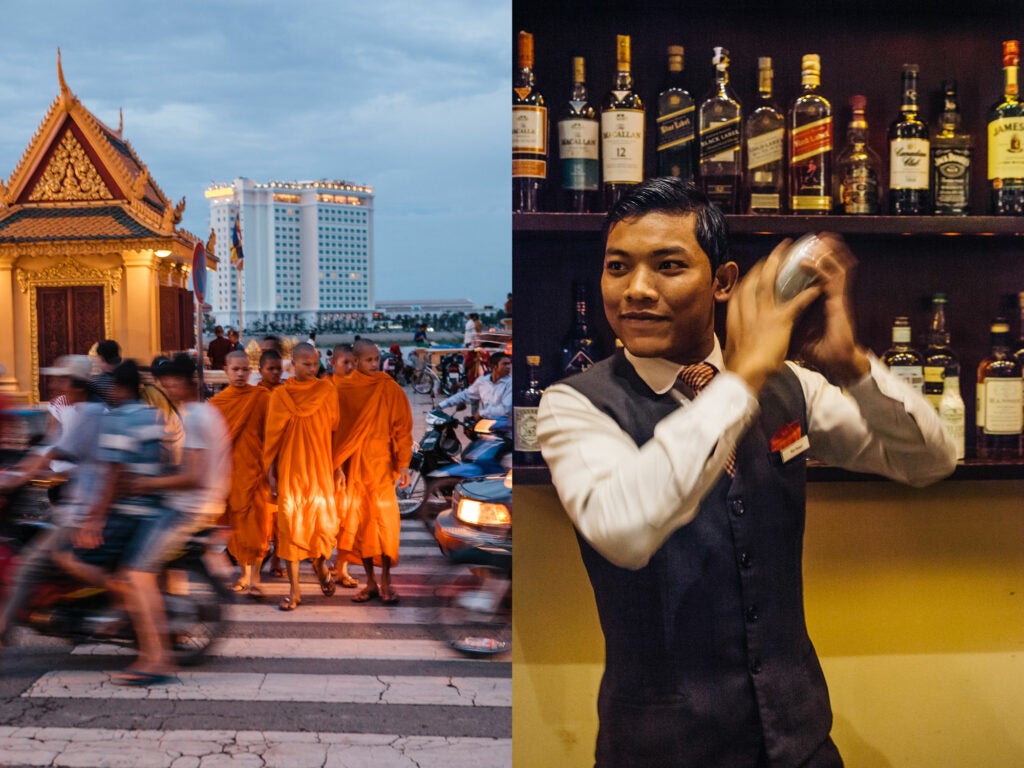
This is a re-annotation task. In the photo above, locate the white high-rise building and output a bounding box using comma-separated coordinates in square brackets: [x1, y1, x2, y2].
[204, 178, 374, 330]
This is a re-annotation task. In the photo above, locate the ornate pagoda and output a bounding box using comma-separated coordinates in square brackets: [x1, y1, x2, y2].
[0, 52, 215, 403]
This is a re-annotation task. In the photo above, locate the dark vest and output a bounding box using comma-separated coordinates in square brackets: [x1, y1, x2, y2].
[564, 351, 834, 768]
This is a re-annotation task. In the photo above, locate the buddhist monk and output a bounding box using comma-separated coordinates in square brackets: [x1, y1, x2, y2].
[255, 347, 285, 577]
[210, 351, 272, 598]
[263, 343, 341, 611]
[335, 339, 413, 604]
[329, 344, 359, 588]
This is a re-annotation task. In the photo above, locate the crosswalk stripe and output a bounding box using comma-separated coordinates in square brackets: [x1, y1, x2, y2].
[24, 670, 511, 706]
[0, 728, 510, 768]
[226, 603, 458, 623]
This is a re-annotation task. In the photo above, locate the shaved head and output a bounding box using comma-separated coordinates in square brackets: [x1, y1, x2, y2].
[226, 350, 248, 365]
[291, 342, 317, 361]
[352, 338, 377, 356]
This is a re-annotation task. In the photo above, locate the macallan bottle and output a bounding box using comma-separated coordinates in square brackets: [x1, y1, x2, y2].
[561, 281, 595, 378]
[836, 95, 881, 214]
[699, 47, 743, 213]
[514, 355, 544, 466]
[881, 316, 924, 394]
[931, 79, 972, 215]
[745, 56, 785, 213]
[923, 293, 958, 411]
[988, 40, 1024, 215]
[889, 64, 930, 215]
[789, 54, 832, 213]
[976, 319, 1023, 460]
[656, 45, 696, 183]
[513, 31, 547, 213]
[601, 34, 645, 210]
[558, 56, 600, 213]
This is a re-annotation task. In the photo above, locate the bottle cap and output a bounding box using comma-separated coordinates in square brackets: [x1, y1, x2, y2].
[1003, 40, 1020, 67]
[572, 56, 586, 82]
[518, 31, 534, 69]
[901, 63, 920, 75]
[801, 54, 820, 74]
[667, 45, 684, 71]
[932, 293, 948, 303]
[526, 355, 541, 366]
[758, 56, 772, 70]
[713, 47, 730, 67]
[616, 34, 631, 67]
[849, 94, 867, 111]
[991, 319, 1010, 333]
[942, 79, 957, 94]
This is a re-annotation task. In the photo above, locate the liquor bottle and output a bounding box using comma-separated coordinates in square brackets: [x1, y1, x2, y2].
[789, 54, 833, 213]
[976, 318, 1023, 460]
[881, 316, 924, 393]
[699, 46, 743, 213]
[939, 374, 966, 462]
[835, 94, 881, 214]
[561, 281, 595, 377]
[1013, 291, 1024, 366]
[558, 56, 600, 213]
[513, 31, 547, 213]
[656, 45, 695, 183]
[888, 64, 930, 215]
[931, 79, 972, 215]
[988, 40, 1024, 215]
[601, 34, 645, 210]
[745, 56, 785, 213]
[923, 293, 959, 411]
[514, 355, 544, 466]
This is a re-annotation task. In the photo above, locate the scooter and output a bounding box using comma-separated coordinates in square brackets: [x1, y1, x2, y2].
[396, 407, 466, 517]
[0, 480, 232, 666]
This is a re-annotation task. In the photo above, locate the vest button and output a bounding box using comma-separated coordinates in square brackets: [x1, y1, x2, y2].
[739, 551, 752, 569]
[750, 657, 762, 675]
[729, 499, 745, 516]
[746, 605, 759, 622]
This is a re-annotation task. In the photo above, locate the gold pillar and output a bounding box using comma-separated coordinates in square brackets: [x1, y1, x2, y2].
[121, 250, 160, 364]
[0, 253, 20, 394]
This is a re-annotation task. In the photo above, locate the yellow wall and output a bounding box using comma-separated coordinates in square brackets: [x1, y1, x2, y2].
[513, 481, 1024, 767]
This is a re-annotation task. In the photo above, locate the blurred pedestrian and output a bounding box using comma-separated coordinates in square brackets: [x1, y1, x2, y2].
[263, 343, 341, 610]
[227, 328, 243, 352]
[210, 351, 272, 598]
[207, 326, 233, 371]
[89, 339, 121, 407]
[335, 340, 412, 605]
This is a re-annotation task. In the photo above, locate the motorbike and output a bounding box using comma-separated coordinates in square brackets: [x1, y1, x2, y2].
[0, 479, 232, 666]
[397, 407, 513, 530]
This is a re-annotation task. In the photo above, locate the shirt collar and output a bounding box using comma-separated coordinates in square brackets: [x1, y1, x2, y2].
[624, 336, 725, 395]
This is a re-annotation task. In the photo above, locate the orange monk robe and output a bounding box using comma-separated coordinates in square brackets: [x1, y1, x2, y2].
[333, 370, 413, 566]
[209, 384, 272, 564]
[263, 377, 340, 562]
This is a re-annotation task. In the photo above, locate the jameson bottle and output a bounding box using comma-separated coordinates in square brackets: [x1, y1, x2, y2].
[699, 47, 743, 213]
[514, 355, 544, 466]
[561, 281, 595, 378]
[745, 56, 785, 213]
[601, 34, 645, 210]
[889, 64, 930, 215]
[656, 45, 696, 182]
[988, 40, 1024, 215]
[789, 54, 832, 213]
[923, 294, 959, 411]
[881, 316, 924, 394]
[558, 56, 599, 213]
[513, 31, 547, 212]
[976, 319, 1023, 460]
[836, 95, 881, 214]
[931, 79, 972, 215]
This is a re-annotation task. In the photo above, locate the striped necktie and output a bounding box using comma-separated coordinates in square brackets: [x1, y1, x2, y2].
[677, 362, 736, 477]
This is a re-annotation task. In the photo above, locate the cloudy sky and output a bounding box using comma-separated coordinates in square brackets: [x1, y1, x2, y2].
[0, 0, 511, 306]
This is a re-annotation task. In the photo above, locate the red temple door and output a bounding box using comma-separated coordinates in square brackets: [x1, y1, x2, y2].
[36, 286, 104, 401]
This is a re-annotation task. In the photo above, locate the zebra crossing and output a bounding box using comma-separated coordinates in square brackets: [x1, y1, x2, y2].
[0, 519, 511, 767]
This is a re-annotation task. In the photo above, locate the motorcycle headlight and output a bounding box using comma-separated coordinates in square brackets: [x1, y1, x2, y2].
[426, 412, 447, 426]
[456, 498, 511, 527]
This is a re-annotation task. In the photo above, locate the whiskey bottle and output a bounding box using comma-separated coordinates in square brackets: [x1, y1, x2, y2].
[656, 45, 695, 183]
[561, 281, 595, 378]
[513, 31, 547, 213]
[923, 293, 959, 411]
[889, 64, 930, 215]
[988, 40, 1024, 215]
[1012, 291, 1024, 366]
[939, 374, 966, 461]
[976, 319, 1023, 460]
[699, 47, 743, 213]
[558, 56, 599, 213]
[881, 316, 924, 394]
[514, 355, 544, 466]
[745, 56, 785, 213]
[601, 34, 645, 210]
[835, 94, 881, 214]
[931, 79, 972, 215]
[789, 54, 832, 213]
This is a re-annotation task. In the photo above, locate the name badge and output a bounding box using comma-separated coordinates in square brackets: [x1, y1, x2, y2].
[770, 421, 810, 464]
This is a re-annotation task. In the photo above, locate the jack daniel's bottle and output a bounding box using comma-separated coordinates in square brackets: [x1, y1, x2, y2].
[561, 281, 596, 377]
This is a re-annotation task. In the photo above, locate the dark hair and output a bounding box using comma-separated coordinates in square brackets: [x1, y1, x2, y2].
[604, 177, 730, 272]
[163, 353, 197, 381]
[111, 359, 141, 393]
[490, 351, 509, 366]
[259, 349, 282, 366]
[96, 339, 122, 365]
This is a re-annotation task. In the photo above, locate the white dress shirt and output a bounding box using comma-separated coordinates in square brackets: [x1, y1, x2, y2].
[439, 373, 513, 419]
[537, 337, 958, 570]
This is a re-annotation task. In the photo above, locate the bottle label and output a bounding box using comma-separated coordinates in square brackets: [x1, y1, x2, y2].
[923, 364, 945, 409]
[558, 118, 600, 191]
[889, 365, 924, 393]
[931, 146, 971, 211]
[513, 105, 548, 179]
[700, 117, 741, 164]
[514, 406, 541, 452]
[749, 192, 781, 210]
[563, 348, 595, 376]
[747, 128, 784, 170]
[977, 381, 986, 429]
[790, 117, 832, 163]
[939, 380, 966, 461]
[983, 377, 1024, 434]
[791, 117, 832, 209]
[657, 104, 695, 151]
[601, 109, 645, 184]
[841, 166, 879, 214]
[890, 138, 930, 189]
[987, 117, 1024, 179]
